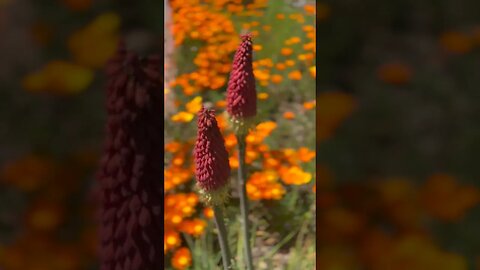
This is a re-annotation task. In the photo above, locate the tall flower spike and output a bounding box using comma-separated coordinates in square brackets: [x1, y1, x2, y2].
[194, 107, 231, 206]
[226, 33, 257, 136]
[97, 41, 163, 270]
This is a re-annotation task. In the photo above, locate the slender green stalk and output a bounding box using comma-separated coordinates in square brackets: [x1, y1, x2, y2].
[236, 134, 255, 270]
[213, 205, 233, 270]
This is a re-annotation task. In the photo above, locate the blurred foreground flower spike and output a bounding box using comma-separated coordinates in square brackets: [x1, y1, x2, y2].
[97, 41, 163, 270]
[227, 33, 257, 135]
[194, 107, 231, 206]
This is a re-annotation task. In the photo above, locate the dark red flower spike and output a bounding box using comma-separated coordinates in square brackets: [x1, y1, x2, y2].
[97, 41, 163, 270]
[226, 34, 257, 135]
[194, 107, 231, 205]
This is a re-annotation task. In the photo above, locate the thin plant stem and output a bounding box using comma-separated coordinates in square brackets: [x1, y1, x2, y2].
[213, 205, 233, 270]
[236, 134, 255, 270]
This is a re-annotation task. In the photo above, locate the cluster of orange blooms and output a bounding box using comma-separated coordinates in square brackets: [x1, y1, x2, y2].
[249, 9, 316, 88]
[165, 119, 316, 196]
[375, 27, 480, 86]
[0, 235, 84, 270]
[315, 87, 480, 269]
[316, 173, 480, 270]
[164, 192, 210, 269]
[439, 29, 480, 55]
[169, 0, 240, 94]
[316, 84, 480, 268]
[23, 9, 120, 95]
[168, 0, 316, 100]
[0, 152, 98, 270]
[319, 232, 469, 270]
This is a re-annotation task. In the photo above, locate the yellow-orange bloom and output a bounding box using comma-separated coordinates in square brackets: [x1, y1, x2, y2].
[377, 62, 412, 85]
[288, 70, 302, 80]
[303, 42, 316, 51]
[22, 61, 94, 95]
[164, 166, 191, 192]
[247, 170, 286, 200]
[165, 230, 181, 253]
[304, 4, 315, 15]
[309, 66, 316, 77]
[254, 69, 270, 81]
[376, 177, 423, 229]
[185, 96, 203, 113]
[281, 47, 293, 56]
[165, 141, 183, 153]
[297, 147, 315, 162]
[165, 193, 199, 227]
[303, 25, 315, 32]
[179, 219, 207, 237]
[216, 100, 227, 108]
[320, 207, 365, 241]
[285, 37, 301, 45]
[369, 235, 468, 270]
[171, 112, 195, 123]
[440, 31, 473, 54]
[303, 100, 316, 110]
[280, 166, 312, 185]
[275, 63, 286, 70]
[271, 74, 283, 84]
[318, 91, 357, 142]
[203, 207, 214, 219]
[215, 113, 228, 131]
[283, 111, 295, 120]
[245, 121, 277, 145]
[258, 92, 269, 100]
[229, 154, 239, 169]
[0, 155, 56, 191]
[68, 12, 120, 68]
[224, 133, 237, 148]
[285, 60, 295, 66]
[171, 247, 192, 270]
[25, 199, 64, 232]
[421, 173, 480, 221]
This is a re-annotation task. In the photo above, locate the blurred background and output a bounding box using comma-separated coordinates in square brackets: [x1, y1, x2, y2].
[0, 0, 161, 269]
[318, 0, 480, 269]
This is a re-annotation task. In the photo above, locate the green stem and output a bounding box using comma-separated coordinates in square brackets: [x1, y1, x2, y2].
[237, 134, 255, 270]
[213, 205, 233, 270]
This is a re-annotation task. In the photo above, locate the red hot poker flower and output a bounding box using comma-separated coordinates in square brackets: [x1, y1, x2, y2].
[194, 107, 231, 205]
[226, 34, 257, 120]
[97, 41, 163, 270]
